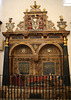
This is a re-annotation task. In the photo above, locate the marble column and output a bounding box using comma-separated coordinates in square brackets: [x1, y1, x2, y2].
[2, 38, 10, 85]
[63, 36, 70, 85]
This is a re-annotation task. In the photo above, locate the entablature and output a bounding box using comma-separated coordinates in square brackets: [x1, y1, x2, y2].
[2, 30, 70, 38]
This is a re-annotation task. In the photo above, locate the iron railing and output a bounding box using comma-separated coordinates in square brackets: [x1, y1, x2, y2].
[0, 75, 71, 100]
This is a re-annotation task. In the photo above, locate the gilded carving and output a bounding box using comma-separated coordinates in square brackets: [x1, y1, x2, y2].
[5, 38, 9, 47]
[30, 1, 41, 9]
[64, 36, 67, 46]
[43, 8, 46, 11]
[26, 9, 28, 12]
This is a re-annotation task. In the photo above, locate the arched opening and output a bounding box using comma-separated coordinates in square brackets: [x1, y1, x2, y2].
[38, 44, 63, 75]
[9, 44, 33, 75]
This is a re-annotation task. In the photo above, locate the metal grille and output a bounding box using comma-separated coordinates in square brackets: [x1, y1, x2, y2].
[0, 75, 71, 100]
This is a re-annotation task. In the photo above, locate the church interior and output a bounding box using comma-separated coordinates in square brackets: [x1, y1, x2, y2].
[0, 0, 71, 99]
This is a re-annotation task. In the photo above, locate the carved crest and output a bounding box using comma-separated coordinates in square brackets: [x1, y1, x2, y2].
[57, 16, 67, 30]
[6, 18, 15, 32]
[16, 1, 57, 32]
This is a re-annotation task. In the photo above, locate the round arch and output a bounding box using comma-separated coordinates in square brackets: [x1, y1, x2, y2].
[9, 42, 35, 56]
[37, 42, 63, 55]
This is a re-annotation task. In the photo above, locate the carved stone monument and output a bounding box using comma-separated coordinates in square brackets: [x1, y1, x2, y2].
[2, 2, 70, 85]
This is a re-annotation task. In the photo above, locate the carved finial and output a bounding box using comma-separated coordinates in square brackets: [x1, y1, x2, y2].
[60, 16, 63, 19]
[59, 16, 63, 21]
[26, 9, 28, 12]
[43, 8, 46, 11]
[30, 1, 40, 9]
[34, 1, 36, 5]
[9, 18, 12, 23]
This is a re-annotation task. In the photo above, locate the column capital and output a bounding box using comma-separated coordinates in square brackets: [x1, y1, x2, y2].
[5, 38, 9, 47]
[63, 36, 67, 46]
